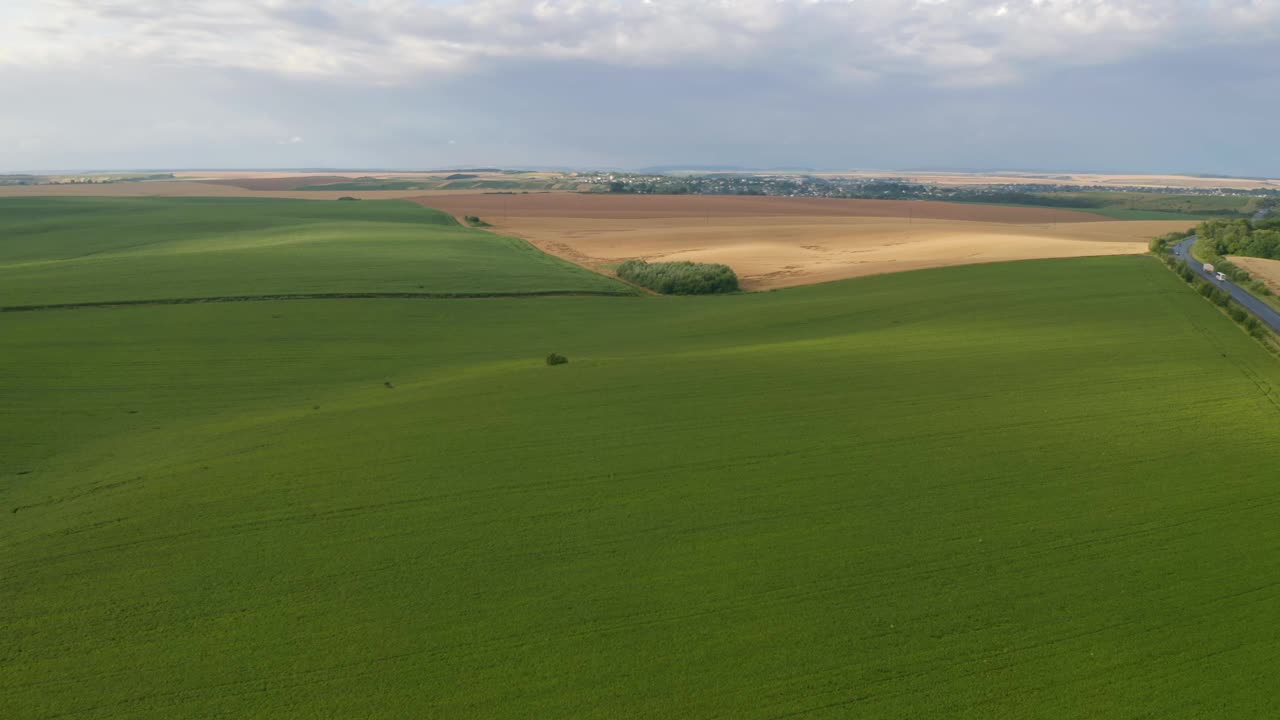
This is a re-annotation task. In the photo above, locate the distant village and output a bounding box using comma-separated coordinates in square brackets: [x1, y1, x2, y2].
[575, 172, 1279, 204]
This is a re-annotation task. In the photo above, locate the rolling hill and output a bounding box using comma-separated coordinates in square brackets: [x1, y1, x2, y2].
[5, 241, 1280, 717]
[0, 198, 630, 308]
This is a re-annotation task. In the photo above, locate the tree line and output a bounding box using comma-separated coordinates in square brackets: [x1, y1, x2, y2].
[1196, 217, 1280, 260]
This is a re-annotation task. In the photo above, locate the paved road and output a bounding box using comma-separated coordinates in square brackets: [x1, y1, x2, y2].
[1173, 237, 1280, 334]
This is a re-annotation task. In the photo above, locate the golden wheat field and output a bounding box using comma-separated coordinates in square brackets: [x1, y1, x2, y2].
[418, 194, 1195, 289]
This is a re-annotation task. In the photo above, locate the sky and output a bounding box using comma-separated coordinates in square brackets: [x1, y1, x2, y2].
[2, 0, 1279, 175]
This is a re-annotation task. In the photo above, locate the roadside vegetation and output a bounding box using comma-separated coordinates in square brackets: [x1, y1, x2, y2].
[616, 259, 740, 294]
[1183, 217, 1280, 311]
[1160, 252, 1276, 348]
[1148, 228, 1196, 253]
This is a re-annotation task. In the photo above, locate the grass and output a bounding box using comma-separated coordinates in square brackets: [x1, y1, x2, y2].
[4, 254, 1280, 718]
[970, 191, 1263, 221]
[0, 197, 631, 306]
[1076, 207, 1218, 221]
[1048, 191, 1261, 220]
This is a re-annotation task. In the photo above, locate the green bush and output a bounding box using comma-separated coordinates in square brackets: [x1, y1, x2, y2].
[616, 259, 739, 295]
[1149, 230, 1194, 254]
[1213, 257, 1253, 283]
[545, 353, 569, 366]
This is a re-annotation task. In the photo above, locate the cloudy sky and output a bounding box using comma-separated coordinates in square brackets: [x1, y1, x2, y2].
[2, 0, 1278, 174]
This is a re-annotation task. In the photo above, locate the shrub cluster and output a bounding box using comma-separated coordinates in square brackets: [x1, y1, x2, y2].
[545, 353, 569, 366]
[1149, 229, 1194, 253]
[616, 259, 739, 295]
[464, 215, 492, 227]
[1210, 257, 1255, 285]
[1248, 279, 1275, 298]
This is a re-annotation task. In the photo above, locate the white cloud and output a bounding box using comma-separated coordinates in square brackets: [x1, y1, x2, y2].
[2, 1, 1279, 174]
[1, 0, 1276, 87]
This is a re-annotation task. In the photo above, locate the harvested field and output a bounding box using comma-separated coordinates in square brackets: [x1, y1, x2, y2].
[1228, 255, 1280, 293]
[416, 194, 1194, 289]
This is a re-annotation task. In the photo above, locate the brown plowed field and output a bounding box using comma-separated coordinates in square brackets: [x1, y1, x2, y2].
[419, 193, 1112, 223]
[414, 194, 1195, 290]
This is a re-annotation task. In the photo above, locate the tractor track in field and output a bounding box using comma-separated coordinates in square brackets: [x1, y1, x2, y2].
[0, 290, 636, 313]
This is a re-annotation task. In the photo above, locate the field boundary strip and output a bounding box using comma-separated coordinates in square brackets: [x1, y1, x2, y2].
[0, 290, 636, 312]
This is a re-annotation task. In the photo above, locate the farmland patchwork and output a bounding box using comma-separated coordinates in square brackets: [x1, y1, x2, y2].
[2, 199, 1279, 718]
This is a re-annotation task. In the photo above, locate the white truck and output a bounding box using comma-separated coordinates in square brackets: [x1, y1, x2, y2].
[1203, 262, 1216, 273]
[1216, 271, 1228, 282]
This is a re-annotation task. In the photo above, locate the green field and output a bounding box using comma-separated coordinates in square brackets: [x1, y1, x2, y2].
[1037, 191, 1263, 221]
[0, 198, 629, 307]
[1074, 207, 1218, 221]
[5, 200, 1280, 719]
[957, 201, 1206, 221]
[965, 191, 1266, 221]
